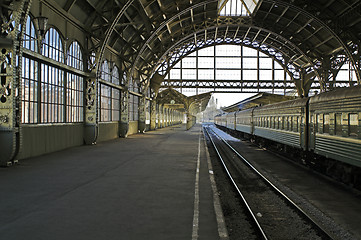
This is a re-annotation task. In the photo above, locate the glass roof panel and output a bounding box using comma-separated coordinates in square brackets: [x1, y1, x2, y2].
[218, 0, 259, 16]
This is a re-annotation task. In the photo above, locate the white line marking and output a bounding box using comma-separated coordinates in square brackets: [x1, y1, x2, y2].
[203, 130, 229, 240]
[192, 130, 201, 240]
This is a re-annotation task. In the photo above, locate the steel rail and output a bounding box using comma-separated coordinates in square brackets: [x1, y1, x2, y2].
[207, 125, 336, 240]
[203, 126, 269, 240]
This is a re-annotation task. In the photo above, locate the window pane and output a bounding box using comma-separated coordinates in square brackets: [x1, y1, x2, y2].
[216, 70, 240, 80]
[324, 114, 330, 134]
[198, 47, 214, 56]
[198, 57, 214, 68]
[182, 57, 196, 68]
[199, 69, 214, 80]
[349, 114, 358, 137]
[216, 57, 241, 69]
[182, 69, 196, 79]
[259, 58, 272, 69]
[243, 70, 257, 81]
[242, 47, 257, 56]
[243, 57, 257, 69]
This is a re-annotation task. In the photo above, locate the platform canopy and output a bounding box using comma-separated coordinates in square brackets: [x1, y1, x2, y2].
[16, 0, 361, 96]
[221, 92, 295, 112]
[157, 88, 211, 115]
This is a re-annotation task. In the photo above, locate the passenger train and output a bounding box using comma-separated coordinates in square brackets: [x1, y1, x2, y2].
[214, 85, 361, 188]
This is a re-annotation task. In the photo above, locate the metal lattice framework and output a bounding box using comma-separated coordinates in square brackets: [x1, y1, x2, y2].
[2, 0, 357, 95]
[152, 24, 311, 94]
[1, 0, 361, 163]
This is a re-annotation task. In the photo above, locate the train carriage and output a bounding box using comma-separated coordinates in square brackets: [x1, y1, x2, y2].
[226, 112, 236, 130]
[252, 98, 309, 150]
[214, 86, 361, 187]
[235, 108, 255, 134]
[309, 86, 361, 168]
[214, 113, 227, 128]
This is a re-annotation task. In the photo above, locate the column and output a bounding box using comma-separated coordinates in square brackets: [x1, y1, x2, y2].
[162, 107, 166, 127]
[138, 95, 146, 133]
[158, 105, 163, 128]
[119, 90, 129, 137]
[186, 112, 193, 130]
[0, 1, 31, 165]
[150, 100, 157, 130]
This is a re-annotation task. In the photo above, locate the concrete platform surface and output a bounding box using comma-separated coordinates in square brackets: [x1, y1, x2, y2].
[0, 124, 227, 240]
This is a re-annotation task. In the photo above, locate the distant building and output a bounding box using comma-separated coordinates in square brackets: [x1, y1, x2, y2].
[196, 96, 222, 123]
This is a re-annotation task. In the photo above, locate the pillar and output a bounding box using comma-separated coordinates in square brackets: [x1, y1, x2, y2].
[158, 105, 163, 128]
[84, 70, 98, 144]
[138, 96, 146, 133]
[162, 106, 166, 128]
[186, 112, 193, 130]
[169, 109, 172, 126]
[119, 90, 129, 137]
[166, 108, 170, 126]
[0, 1, 31, 165]
[150, 100, 157, 130]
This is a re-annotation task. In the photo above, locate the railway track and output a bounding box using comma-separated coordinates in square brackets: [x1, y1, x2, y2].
[203, 125, 335, 240]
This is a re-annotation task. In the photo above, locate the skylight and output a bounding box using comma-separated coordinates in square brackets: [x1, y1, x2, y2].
[219, 0, 259, 16]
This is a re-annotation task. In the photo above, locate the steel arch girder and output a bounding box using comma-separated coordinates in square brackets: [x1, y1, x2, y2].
[143, 23, 320, 95]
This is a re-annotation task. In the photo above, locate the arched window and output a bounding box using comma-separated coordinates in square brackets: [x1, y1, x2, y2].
[129, 80, 139, 121]
[67, 41, 83, 70]
[111, 66, 120, 121]
[99, 62, 121, 122]
[66, 41, 84, 122]
[42, 27, 64, 62]
[145, 88, 151, 125]
[164, 45, 293, 97]
[99, 61, 111, 121]
[40, 27, 64, 123]
[21, 15, 38, 123]
[121, 71, 127, 85]
[23, 15, 37, 51]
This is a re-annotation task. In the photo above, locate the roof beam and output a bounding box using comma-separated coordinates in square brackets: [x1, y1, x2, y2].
[63, 0, 77, 12]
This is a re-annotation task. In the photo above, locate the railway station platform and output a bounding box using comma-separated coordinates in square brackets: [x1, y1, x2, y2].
[0, 124, 227, 240]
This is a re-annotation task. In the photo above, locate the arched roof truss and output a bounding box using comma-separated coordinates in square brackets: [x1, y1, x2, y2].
[12, 0, 361, 95]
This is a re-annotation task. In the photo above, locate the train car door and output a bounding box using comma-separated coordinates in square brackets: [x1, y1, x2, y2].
[308, 113, 316, 150]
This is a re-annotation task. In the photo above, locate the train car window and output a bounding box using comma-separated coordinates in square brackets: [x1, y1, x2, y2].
[324, 114, 330, 134]
[335, 113, 342, 136]
[316, 114, 320, 133]
[278, 116, 281, 129]
[302, 116, 306, 127]
[289, 117, 292, 131]
[264, 117, 266, 127]
[349, 114, 358, 138]
[263, 117, 265, 127]
[287, 117, 291, 131]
